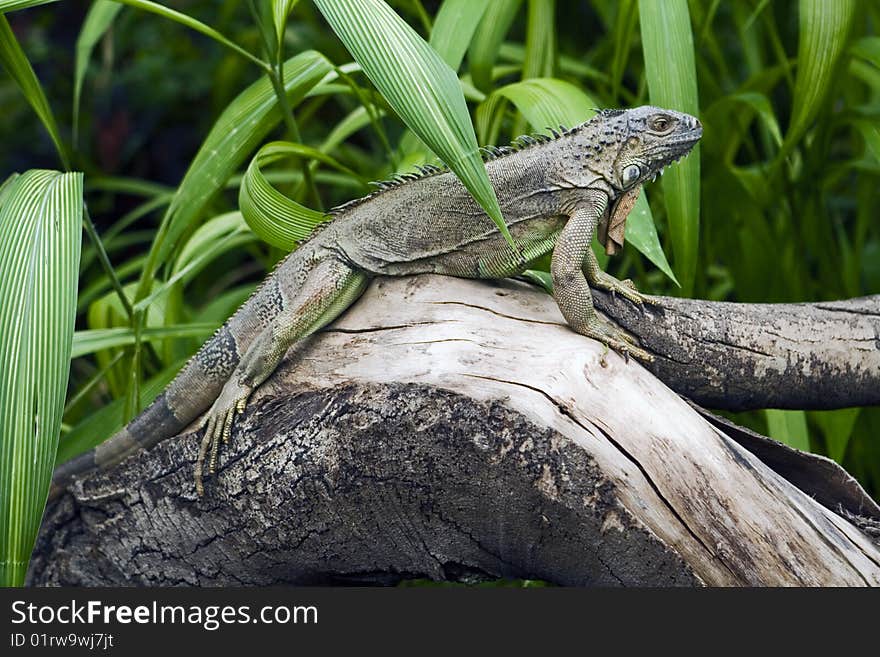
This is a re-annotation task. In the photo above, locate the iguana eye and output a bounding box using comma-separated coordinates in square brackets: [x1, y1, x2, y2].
[650, 115, 673, 132]
[622, 164, 641, 186]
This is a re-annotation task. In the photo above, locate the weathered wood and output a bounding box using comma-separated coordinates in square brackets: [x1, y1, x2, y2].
[592, 290, 880, 411]
[31, 275, 880, 586]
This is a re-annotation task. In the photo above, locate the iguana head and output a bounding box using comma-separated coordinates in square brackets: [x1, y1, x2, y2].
[611, 106, 702, 191]
[577, 106, 702, 194]
[578, 106, 701, 255]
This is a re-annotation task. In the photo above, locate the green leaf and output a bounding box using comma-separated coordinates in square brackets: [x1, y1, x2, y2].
[272, 0, 301, 52]
[784, 0, 856, 151]
[639, 0, 701, 295]
[0, 15, 70, 169]
[138, 50, 332, 293]
[0, 0, 59, 11]
[850, 36, 880, 68]
[476, 78, 678, 284]
[522, 0, 555, 80]
[519, 268, 553, 293]
[73, 1, 122, 146]
[135, 212, 257, 314]
[313, 0, 513, 244]
[239, 142, 333, 250]
[625, 195, 680, 286]
[72, 324, 218, 359]
[765, 409, 810, 452]
[810, 408, 861, 464]
[430, 0, 490, 70]
[0, 170, 82, 586]
[468, 0, 522, 92]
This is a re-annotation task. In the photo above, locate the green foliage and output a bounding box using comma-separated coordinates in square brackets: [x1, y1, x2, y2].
[0, 170, 81, 586]
[0, 0, 878, 583]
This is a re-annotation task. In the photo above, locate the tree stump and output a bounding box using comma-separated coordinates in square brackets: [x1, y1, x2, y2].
[31, 275, 880, 586]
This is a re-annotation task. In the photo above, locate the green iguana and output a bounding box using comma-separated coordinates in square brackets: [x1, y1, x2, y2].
[51, 105, 701, 497]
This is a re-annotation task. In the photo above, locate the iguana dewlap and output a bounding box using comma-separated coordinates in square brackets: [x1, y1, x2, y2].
[52, 106, 701, 496]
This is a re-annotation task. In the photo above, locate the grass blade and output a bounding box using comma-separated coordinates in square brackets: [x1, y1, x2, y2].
[522, 0, 555, 80]
[0, 170, 82, 586]
[314, 0, 513, 244]
[72, 324, 217, 359]
[639, 0, 700, 294]
[273, 0, 301, 52]
[138, 50, 332, 291]
[0, 15, 70, 168]
[468, 0, 522, 92]
[73, 0, 122, 147]
[784, 0, 856, 152]
[429, 0, 490, 70]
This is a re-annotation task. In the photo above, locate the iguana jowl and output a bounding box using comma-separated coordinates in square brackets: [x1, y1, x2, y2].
[52, 105, 701, 497]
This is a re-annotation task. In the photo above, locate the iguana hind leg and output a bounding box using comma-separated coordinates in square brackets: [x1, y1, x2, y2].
[195, 258, 368, 495]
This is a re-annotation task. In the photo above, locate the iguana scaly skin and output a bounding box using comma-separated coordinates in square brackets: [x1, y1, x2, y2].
[52, 106, 701, 497]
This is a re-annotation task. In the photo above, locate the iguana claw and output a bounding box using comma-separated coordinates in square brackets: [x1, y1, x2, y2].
[195, 380, 253, 496]
[581, 316, 654, 363]
[591, 270, 657, 310]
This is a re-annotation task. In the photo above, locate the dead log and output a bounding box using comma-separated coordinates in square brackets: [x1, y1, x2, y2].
[592, 290, 880, 411]
[31, 275, 880, 586]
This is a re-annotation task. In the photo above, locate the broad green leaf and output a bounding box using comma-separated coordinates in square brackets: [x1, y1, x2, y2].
[0, 15, 70, 168]
[625, 195, 680, 286]
[765, 409, 810, 451]
[784, 0, 855, 151]
[469, 0, 522, 92]
[73, 1, 122, 146]
[430, 0, 490, 71]
[476, 78, 678, 284]
[240, 143, 330, 250]
[72, 324, 217, 359]
[0, 170, 82, 586]
[138, 50, 332, 295]
[313, 0, 513, 244]
[639, 0, 700, 295]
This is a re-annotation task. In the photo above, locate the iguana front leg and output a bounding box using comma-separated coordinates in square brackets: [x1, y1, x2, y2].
[584, 249, 658, 309]
[551, 190, 653, 362]
[195, 259, 369, 495]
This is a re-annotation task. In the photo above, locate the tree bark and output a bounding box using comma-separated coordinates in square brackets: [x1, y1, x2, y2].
[592, 290, 880, 411]
[31, 275, 880, 586]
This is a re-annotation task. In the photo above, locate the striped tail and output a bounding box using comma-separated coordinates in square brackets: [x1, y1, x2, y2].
[48, 244, 310, 500]
[48, 382, 215, 500]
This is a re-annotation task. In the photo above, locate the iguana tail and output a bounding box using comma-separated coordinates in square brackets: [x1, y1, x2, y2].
[48, 244, 317, 500]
